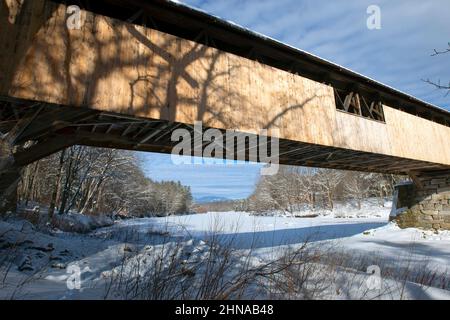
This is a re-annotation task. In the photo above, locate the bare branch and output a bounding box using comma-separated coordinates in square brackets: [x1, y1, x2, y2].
[422, 78, 450, 95]
[431, 43, 450, 56]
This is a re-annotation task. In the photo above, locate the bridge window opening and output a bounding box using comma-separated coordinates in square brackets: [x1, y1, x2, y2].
[334, 89, 385, 122]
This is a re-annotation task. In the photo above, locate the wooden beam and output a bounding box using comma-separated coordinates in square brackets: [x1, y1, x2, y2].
[4, 104, 44, 145]
[15, 108, 98, 144]
[138, 123, 171, 144]
[121, 123, 135, 137]
[343, 92, 354, 111]
[154, 123, 183, 142]
[13, 135, 81, 166]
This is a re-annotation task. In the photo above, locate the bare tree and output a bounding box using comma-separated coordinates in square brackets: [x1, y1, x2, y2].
[16, 146, 193, 220]
[343, 172, 374, 210]
[316, 169, 344, 210]
[423, 43, 450, 94]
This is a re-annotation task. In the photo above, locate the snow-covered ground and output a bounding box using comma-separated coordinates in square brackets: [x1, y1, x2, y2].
[1, 201, 449, 300]
[255, 199, 392, 219]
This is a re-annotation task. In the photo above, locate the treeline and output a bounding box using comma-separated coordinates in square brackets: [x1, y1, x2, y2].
[191, 166, 405, 214]
[17, 146, 192, 218]
[246, 166, 405, 213]
[192, 199, 247, 213]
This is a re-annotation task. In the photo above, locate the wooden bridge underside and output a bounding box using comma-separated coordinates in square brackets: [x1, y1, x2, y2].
[1, 97, 448, 175]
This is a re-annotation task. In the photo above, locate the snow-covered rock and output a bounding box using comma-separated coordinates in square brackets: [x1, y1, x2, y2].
[52, 213, 114, 233]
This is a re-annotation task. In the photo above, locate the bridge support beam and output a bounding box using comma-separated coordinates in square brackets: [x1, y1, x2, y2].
[391, 171, 450, 230]
[0, 139, 21, 217]
[0, 168, 20, 218]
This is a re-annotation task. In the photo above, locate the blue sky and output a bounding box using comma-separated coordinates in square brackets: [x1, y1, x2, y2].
[139, 153, 262, 201]
[140, 0, 450, 201]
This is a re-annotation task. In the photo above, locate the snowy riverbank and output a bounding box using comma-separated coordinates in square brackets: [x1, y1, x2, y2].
[1, 205, 450, 300]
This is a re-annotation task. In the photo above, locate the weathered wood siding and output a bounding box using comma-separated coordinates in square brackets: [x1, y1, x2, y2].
[1, 0, 450, 166]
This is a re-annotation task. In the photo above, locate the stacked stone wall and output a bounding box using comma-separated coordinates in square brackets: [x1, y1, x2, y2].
[393, 171, 450, 230]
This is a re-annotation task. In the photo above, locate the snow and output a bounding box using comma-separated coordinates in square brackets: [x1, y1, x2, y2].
[1, 201, 450, 300]
[256, 199, 392, 219]
[341, 223, 450, 272]
[52, 213, 114, 233]
[140, 212, 385, 250]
